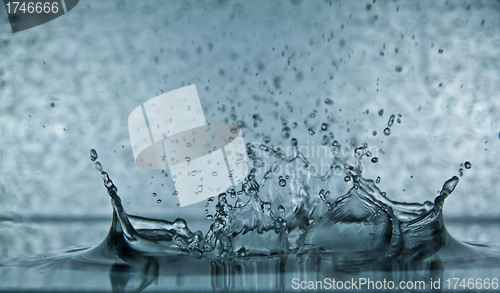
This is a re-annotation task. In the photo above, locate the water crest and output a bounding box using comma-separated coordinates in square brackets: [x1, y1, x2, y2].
[84, 143, 482, 266]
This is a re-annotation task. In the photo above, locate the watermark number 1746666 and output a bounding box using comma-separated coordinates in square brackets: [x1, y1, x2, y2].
[3, 0, 79, 33]
[5, 1, 59, 14]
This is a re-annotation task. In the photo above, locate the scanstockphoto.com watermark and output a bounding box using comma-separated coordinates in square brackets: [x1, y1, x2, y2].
[247, 141, 381, 178]
[291, 277, 429, 291]
[291, 277, 499, 291]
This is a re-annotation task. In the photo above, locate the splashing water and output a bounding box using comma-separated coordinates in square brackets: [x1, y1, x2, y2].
[2, 144, 499, 292]
[81, 145, 497, 265]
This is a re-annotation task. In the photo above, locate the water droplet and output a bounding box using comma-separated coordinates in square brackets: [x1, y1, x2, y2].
[152, 192, 157, 197]
[278, 205, 285, 212]
[321, 135, 330, 145]
[383, 127, 391, 136]
[438, 48, 443, 54]
[197, 185, 203, 192]
[191, 170, 197, 176]
[206, 215, 213, 220]
[212, 171, 218, 176]
[371, 157, 379, 163]
[321, 123, 328, 131]
[388, 114, 395, 127]
[94, 162, 102, 171]
[464, 161, 471, 169]
[376, 176, 381, 183]
[372, 131, 377, 136]
[324, 98, 333, 105]
[205, 209, 209, 214]
[319, 189, 330, 202]
[344, 176, 351, 182]
[279, 176, 286, 187]
[281, 126, 291, 139]
[186, 142, 192, 147]
[378, 109, 384, 116]
[459, 168, 464, 177]
[291, 138, 298, 146]
[185, 157, 191, 162]
[263, 136, 271, 143]
[89, 149, 98, 161]
[308, 128, 315, 135]
[157, 199, 162, 204]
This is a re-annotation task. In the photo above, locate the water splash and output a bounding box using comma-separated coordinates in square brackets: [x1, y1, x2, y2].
[85, 143, 478, 265]
[2, 144, 498, 293]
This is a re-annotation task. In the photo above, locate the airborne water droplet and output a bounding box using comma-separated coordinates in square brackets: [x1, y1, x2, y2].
[371, 157, 379, 163]
[376, 176, 381, 183]
[281, 126, 291, 139]
[278, 205, 285, 212]
[344, 176, 351, 182]
[152, 192, 157, 197]
[464, 161, 471, 169]
[90, 149, 98, 161]
[388, 114, 395, 127]
[157, 199, 162, 204]
[212, 171, 218, 176]
[321, 135, 330, 145]
[308, 128, 315, 135]
[94, 162, 102, 171]
[372, 131, 377, 136]
[279, 176, 286, 187]
[384, 127, 391, 136]
[206, 215, 213, 220]
[321, 123, 328, 131]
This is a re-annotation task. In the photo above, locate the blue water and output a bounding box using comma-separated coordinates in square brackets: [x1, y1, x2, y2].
[1, 1, 500, 292]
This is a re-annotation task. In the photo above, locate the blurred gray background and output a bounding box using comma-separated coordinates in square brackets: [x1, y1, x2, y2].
[0, 0, 499, 259]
